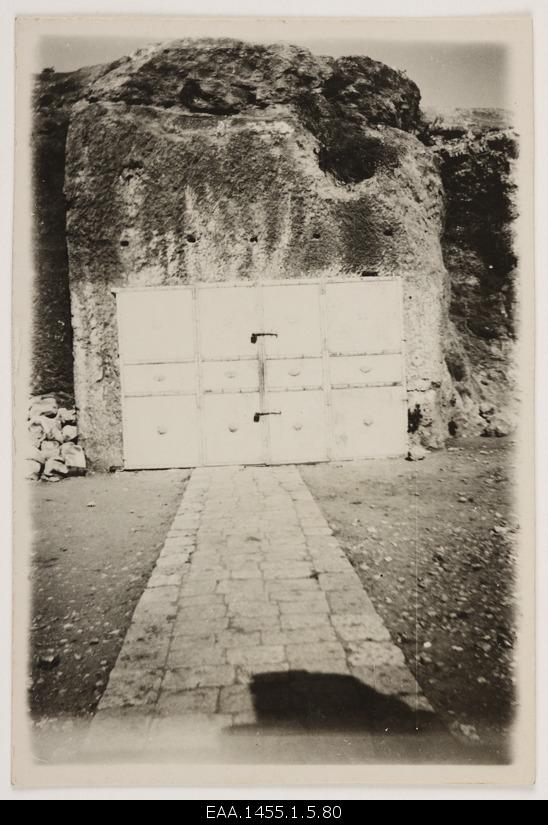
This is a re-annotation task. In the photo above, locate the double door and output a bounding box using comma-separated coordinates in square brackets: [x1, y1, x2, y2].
[116, 280, 406, 468]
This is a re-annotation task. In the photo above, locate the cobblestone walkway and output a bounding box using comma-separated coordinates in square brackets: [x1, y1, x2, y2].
[84, 465, 445, 762]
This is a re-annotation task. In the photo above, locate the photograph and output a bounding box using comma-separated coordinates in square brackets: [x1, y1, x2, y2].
[10, 13, 535, 789]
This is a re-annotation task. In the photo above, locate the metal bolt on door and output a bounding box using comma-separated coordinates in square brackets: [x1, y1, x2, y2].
[115, 278, 406, 469]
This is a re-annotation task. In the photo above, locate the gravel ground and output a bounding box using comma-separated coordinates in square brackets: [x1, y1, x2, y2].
[29, 469, 189, 719]
[301, 437, 518, 760]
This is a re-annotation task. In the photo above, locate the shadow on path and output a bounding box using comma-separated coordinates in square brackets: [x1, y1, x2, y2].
[224, 671, 507, 764]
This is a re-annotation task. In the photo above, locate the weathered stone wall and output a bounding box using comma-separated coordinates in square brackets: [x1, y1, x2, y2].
[65, 97, 448, 468]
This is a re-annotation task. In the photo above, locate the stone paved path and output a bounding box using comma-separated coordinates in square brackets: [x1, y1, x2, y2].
[84, 465, 451, 762]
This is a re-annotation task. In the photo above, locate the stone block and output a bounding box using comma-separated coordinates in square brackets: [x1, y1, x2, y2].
[60, 442, 87, 474]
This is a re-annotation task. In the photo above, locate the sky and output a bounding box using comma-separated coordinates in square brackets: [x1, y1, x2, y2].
[39, 35, 509, 111]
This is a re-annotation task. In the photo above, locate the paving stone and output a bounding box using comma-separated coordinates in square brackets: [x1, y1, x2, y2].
[148, 572, 184, 589]
[170, 633, 216, 651]
[261, 562, 312, 580]
[266, 578, 320, 595]
[217, 580, 266, 596]
[167, 643, 227, 669]
[226, 645, 286, 667]
[331, 613, 391, 643]
[278, 596, 330, 615]
[98, 667, 164, 710]
[157, 687, 219, 715]
[153, 559, 188, 576]
[280, 613, 332, 631]
[287, 658, 350, 676]
[162, 665, 236, 691]
[178, 593, 226, 608]
[129, 605, 177, 635]
[181, 579, 219, 596]
[286, 643, 347, 668]
[229, 601, 279, 619]
[318, 573, 363, 592]
[118, 636, 171, 669]
[215, 630, 262, 648]
[309, 555, 350, 574]
[230, 566, 263, 580]
[261, 626, 338, 646]
[218, 685, 256, 714]
[172, 617, 229, 637]
[327, 589, 378, 616]
[231, 614, 281, 633]
[176, 603, 228, 622]
[235, 660, 290, 685]
[346, 641, 406, 668]
[189, 564, 227, 578]
[138, 585, 180, 606]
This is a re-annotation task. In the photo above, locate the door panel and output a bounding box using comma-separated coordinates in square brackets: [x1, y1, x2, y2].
[202, 393, 264, 466]
[326, 281, 402, 355]
[329, 353, 403, 387]
[198, 286, 258, 360]
[265, 358, 323, 391]
[123, 395, 200, 468]
[123, 363, 196, 395]
[117, 289, 194, 364]
[267, 390, 328, 464]
[331, 387, 407, 459]
[202, 360, 259, 393]
[262, 284, 322, 357]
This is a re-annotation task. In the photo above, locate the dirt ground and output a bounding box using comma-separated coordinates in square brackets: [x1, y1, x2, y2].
[29, 469, 189, 719]
[302, 437, 518, 759]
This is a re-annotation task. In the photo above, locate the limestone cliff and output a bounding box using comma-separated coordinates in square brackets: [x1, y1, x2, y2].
[424, 108, 518, 438]
[31, 40, 518, 465]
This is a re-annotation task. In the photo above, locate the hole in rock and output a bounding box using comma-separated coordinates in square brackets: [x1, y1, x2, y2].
[186, 234, 197, 243]
[120, 240, 129, 247]
[408, 404, 423, 434]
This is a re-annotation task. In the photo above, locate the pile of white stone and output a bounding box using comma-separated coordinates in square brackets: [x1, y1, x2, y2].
[26, 395, 87, 481]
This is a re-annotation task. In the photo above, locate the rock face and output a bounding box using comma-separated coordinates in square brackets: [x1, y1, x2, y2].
[31, 39, 518, 468]
[425, 108, 518, 438]
[31, 65, 107, 397]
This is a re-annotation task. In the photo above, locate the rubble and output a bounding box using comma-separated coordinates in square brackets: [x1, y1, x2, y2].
[25, 394, 87, 481]
[407, 445, 428, 461]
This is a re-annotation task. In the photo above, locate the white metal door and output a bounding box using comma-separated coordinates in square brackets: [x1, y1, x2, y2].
[262, 283, 327, 464]
[117, 289, 199, 469]
[116, 279, 406, 469]
[325, 280, 406, 460]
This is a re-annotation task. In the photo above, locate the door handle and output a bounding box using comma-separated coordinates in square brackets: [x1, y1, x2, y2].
[251, 332, 278, 343]
[253, 411, 281, 422]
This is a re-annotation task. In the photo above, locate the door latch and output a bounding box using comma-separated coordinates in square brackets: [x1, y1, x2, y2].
[253, 411, 281, 422]
[251, 332, 278, 343]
